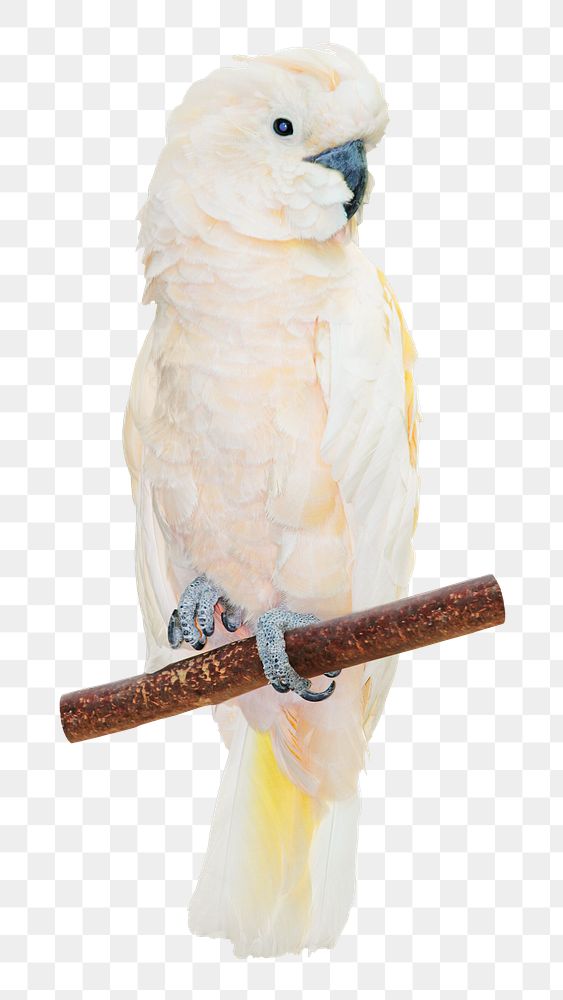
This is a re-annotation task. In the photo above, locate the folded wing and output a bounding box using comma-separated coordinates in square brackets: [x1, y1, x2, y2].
[316, 261, 420, 739]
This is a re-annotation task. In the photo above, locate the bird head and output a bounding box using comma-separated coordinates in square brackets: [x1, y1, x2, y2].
[163, 44, 389, 243]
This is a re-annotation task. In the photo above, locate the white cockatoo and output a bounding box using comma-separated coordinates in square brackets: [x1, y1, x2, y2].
[124, 44, 419, 957]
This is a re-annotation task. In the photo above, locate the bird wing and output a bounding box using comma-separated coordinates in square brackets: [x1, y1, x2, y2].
[123, 322, 202, 673]
[315, 259, 420, 738]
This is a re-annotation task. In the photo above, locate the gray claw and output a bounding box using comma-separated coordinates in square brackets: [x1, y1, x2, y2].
[300, 680, 336, 702]
[168, 609, 183, 649]
[221, 603, 243, 633]
[256, 607, 336, 701]
[271, 679, 290, 693]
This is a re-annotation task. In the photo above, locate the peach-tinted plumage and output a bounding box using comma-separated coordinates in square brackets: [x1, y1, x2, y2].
[123, 44, 419, 957]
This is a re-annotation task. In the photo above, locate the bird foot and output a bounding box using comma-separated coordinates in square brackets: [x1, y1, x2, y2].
[168, 574, 243, 651]
[255, 607, 338, 702]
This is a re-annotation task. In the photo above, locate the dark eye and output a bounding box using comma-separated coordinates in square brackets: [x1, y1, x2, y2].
[273, 117, 294, 137]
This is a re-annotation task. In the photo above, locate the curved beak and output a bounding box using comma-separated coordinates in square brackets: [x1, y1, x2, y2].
[304, 138, 368, 220]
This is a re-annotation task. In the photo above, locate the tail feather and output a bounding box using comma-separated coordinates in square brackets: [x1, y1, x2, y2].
[189, 712, 321, 957]
[307, 794, 361, 951]
[188, 711, 360, 957]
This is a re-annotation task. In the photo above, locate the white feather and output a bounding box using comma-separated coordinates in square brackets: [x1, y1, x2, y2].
[316, 255, 419, 739]
[307, 794, 361, 951]
[189, 711, 322, 957]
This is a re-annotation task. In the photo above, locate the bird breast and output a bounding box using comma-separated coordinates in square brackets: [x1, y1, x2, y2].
[144, 240, 356, 619]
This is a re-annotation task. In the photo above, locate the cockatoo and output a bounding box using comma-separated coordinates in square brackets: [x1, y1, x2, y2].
[124, 43, 419, 957]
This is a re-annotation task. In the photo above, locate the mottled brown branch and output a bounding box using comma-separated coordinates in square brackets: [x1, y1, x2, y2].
[60, 575, 504, 744]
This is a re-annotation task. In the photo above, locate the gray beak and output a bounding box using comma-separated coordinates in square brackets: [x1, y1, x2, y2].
[304, 138, 368, 220]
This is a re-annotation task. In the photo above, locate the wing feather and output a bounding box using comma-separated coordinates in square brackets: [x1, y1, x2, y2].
[316, 264, 420, 739]
[123, 324, 204, 672]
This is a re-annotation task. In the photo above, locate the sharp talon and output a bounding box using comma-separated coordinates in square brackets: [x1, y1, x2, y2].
[221, 611, 239, 633]
[299, 680, 336, 702]
[168, 610, 182, 649]
[271, 679, 290, 693]
[324, 669, 341, 677]
[191, 638, 206, 651]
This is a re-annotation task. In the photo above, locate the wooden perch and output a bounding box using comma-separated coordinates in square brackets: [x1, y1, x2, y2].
[60, 575, 504, 744]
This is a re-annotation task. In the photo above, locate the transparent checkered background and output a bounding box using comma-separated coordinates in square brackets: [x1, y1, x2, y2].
[1, 0, 561, 995]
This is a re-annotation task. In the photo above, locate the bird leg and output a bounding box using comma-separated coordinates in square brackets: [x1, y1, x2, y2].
[255, 607, 339, 702]
[168, 574, 243, 651]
